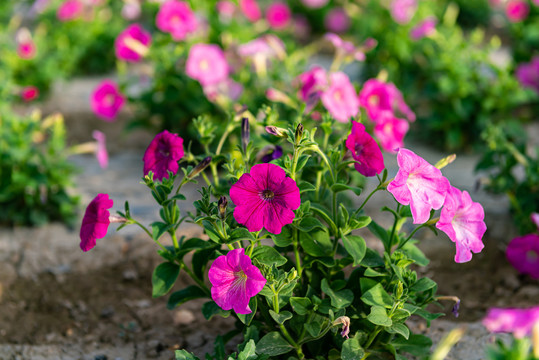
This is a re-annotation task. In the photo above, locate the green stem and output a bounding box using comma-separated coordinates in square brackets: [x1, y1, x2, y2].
[133, 220, 168, 253]
[181, 262, 211, 296]
[292, 228, 303, 277]
[290, 146, 301, 181]
[355, 186, 382, 215]
[313, 147, 336, 183]
[396, 224, 426, 251]
[170, 229, 180, 252]
[272, 287, 304, 360]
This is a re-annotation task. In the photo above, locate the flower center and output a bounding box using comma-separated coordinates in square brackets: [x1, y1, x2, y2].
[171, 15, 181, 25]
[333, 90, 343, 103]
[526, 250, 538, 263]
[354, 143, 364, 158]
[261, 189, 275, 200]
[368, 95, 379, 106]
[199, 59, 209, 71]
[104, 94, 115, 106]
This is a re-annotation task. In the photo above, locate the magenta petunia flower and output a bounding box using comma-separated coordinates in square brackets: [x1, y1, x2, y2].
[359, 79, 416, 123]
[90, 80, 125, 122]
[156, 0, 197, 41]
[143, 130, 184, 181]
[208, 248, 266, 314]
[436, 186, 486, 263]
[506, 234, 539, 279]
[186, 44, 229, 86]
[410, 17, 437, 41]
[80, 193, 113, 252]
[390, 0, 417, 24]
[239, 0, 261, 22]
[506, 0, 529, 22]
[321, 72, 359, 123]
[297, 66, 328, 110]
[115, 23, 151, 62]
[57, 0, 83, 21]
[483, 307, 539, 338]
[345, 121, 385, 177]
[324, 7, 350, 33]
[387, 148, 450, 224]
[373, 110, 409, 153]
[92, 130, 108, 169]
[266, 2, 291, 30]
[21, 86, 39, 102]
[516, 57, 539, 94]
[16, 28, 36, 60]
[230, 163, 300, 234]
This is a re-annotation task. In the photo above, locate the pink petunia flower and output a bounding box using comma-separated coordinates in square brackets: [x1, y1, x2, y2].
[230, 163, 301, 234]
[239, 0, 261, 22]
[324, 7, 350, 33]
[202, 78, 243, 103]
[387, 148, 450, 224]
[156, 0, 197, 41]
[373, 110, 409, 152]
[90, 80, 125, 122]
[21, 86, 39, 102]
[506, 234, 539, 279]
[92, 130, 108, 169]
[345, 121, 385, 177]
[297, 66, 328, 110]
[208, 248, 266, 314]
[121, 0, 141, 20]
[115, 23, 151, 62]
[516, 56, 539, 94]
[16, 28, 36, 60]
[80, 193, 113, 252]
[321, 72, 359, 123]
[57, 0, 83, 21]
[436, 186, 486, 263]
[266, 2, 291, 30]
[216, 1, 236, 20]
[410, 17, 437, 41]
[483, 307, 539, 338]
[238, 34, 286, 61]
[301, 0, 329, 9]
[506, 0, 530, 22]
[325, 33, 366, 61]
[390, 0, 417, 24]
[359, 79, 416, 123]
[186, 44, 229, 86]
[143, 130, 184, 181]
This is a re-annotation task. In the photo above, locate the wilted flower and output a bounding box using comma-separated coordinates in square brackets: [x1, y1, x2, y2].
[436, 186, 486, 263]
[218, 196, 228, 219]
[483, 307, 539, 338]
[239, 0, 261, 22]
[345, 121, 385, 177]
[373, 110, 409, 152]
[156, 0, 197, 41]
[57, 0, 83, 21]
[506, 234, 539, 279]
[387, 148, 450, 224]
[92, 130, 108, 169]
[80, 193, 113, 252]
[260, 145, 283, 163]
[143, 130, 184, 181]
[21, 86, 39, 102]
[115, 23, 151, 62]
[16, 28, 36, 60]
[186, 44, 229, 86]
[208, 248, 266, 314]
[410, 17, 437, 40]
[230, 163, 301, 234]
[324, 7, 350, 33]
[187, 156, 212, 179]
[516, 56, 539, 94]
[506, 0, 529, 22]
[266, 2, 291, 30]
[321, 72, 359, 123]
[333, 316, 351, 339]
[265, 126, 287, 137]
[390, 0, 417, 24]
[90, 80, 125, 122]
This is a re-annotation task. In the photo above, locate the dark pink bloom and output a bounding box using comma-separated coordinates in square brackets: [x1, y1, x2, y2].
[483, 307, 539, 338]
[80, 193, 113, 252]
[156, 0, 197, 41]
[387, 148, 450, 224]
[373, 110, 409, 152]
[115, 23, 151, 62]
[390, 0, 417, 24]
[410, 17, 437, 40]
[345, 121, 385, 177]
[321, 72, 359, 123]
[301, 0, 329, 9]
[506, 0, 529, 22]
[506, 234, 539, 279]
[359, 79, 416, 123]
[143, 130, 184, 181]
[92, 130, 108, 169]
[297, 66, 327, 109]
[186, 44, 229, 86]
[436, 186, 486, 263]
[266, 2, 291, 30]
[516, 56, 539, 94]
[57, 0, 83, 21]
[208, 248, 266, 314]
[239, 0, 261, 22]
[90, 80, 125, 122]
[324, 7, 350, 33]
[230, 163, 301, 234]
[16, 28, 36, 60]
[21, 86, 39, 102]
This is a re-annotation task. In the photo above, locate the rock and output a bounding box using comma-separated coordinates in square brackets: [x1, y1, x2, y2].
[173, 309, 195, 325]
[100, 306, 115, 319]
[122, 269, 138, 281]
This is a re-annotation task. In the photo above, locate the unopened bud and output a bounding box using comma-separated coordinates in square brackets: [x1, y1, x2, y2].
[188, 156, 212, 179]
[333, 316, 351, 339]
[241, 117, 250, 153]
[434, 154, 456, 170]
[218, 196, 227, 220]
[265, 125, 287, 137]
[396, 281, 404, 300]
[288, 269, 298, 282]
[295, 123, 304, 145]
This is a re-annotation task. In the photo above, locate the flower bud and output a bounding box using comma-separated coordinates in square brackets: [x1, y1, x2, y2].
[295, 123, 304, 145]
[109, 214, 128, 223]
[241, 117, 250, 153]
[218, 196, 228, 220]
[188, 156, 212, 179]
[265, 125, 287, 137]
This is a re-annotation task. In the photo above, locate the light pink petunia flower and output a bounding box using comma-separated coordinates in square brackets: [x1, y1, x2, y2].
[387, 148, 450, 224]
[410, 17, 437, 40]
[57, 0, 83, 21]
[115, 23, 151, 62]
[239, 0, 261, 22]
[345, 121, 385, 177]
[266, 2, 291, 30]
[186, 44, 229, 86]
[216, 1, 236, 20]
[156, 0, 197, 41]
[325, 33, 366, 61]
[324, 7, 350, 33]
[483, 307, 539, 338]
[373, 110, 409, 153]
[92, 130, 108, 169]
[238, 34, 286, 61]
[143, 130, 184, 181]
[506, 0, 530, 22]
[121, 0, 141, 20]
[516, 56, 539, 94]
[506, 234, 539, 279]
[202, 78, 243, 102]
[80, 193, 113, 252]
[208, 248, 266, 314]
[359, 79, 416, 123]
[436, 186, 486, 263]
[390, 0, 417, 24]
[296, 66, 328, 110]
[16, 28, 36, 60]
[230, 163, 301, 234]
[90, 80, 125, 122]
[21, 86, 39, 102]
[321, 72, 359, 123]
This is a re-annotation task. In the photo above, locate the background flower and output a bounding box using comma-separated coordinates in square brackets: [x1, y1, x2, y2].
[156, 0, 197, 41]
[115, 23, 151, 62]
[266, 2, 291, 30]
[57, 0, 83, 21]
[321, 72, 359, 123]
[506, 233, 539, 278]
[483, 307, 539, 338]
[143, 130, 184, 181]
[90, 80, 125, 122]
[373, 110, 409, 152]
[21, 86, 39, 102]
[80, 193, 113, 252]
[186, 44, 229, 86]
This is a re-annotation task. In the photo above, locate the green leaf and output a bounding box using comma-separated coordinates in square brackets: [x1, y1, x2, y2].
[300, 229, 332, 257]
[342, 234, 366, 266]
[364, 268, 388, 277]
[175, 350, 200, 360]
[388, 323, 410, 340]
[202, 220, 222, 243]
[298, 181, 317, 194]
[367, 305, 392, 326]
[297, 217, 325, 232]
[321, 279, 353, 309]
[341, 337, 365, 360]
[237, 340, 258, 360]
[399, 242, 429, 266]
[167, 285, 208, 309]
[152, 262, 180, 298]
[269, 310, 293, 325]
[202, 301, 230, 320]
[252, 246, 288, 267]
[305, 320, 323, 337]
[361, 283, 393, 308]
[290, 297, 312, 315]
[151, 221, 173, 241]
[391, 334, 432, 356]
[411, 277, 437, 292]
[330, 183, 363, 196]
[368, 221, 389, 249]
[256, 332, 293, 356]
[349, 215, 371, 230]
[310, 204, 338, 235]
[271, 226, 293, 247]
[229, 228, 255, 243]
[361, 248, 385, 267]
[237, 297, 257, 326]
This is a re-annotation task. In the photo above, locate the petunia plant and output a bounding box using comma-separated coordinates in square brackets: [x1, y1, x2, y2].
[80, 103, 487, 359]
